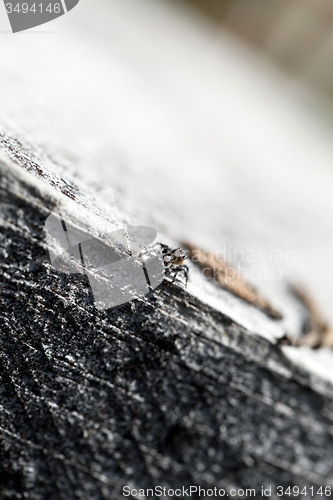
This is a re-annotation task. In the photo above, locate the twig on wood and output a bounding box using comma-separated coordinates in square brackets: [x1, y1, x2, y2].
[183, 242, 282, 320]
[279, 285, 333, 348]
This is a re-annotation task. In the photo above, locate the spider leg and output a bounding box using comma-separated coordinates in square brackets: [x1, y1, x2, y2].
[170, 269, 179, 284]
[183, 264, 189, 286]
[170, 265, 189, 286]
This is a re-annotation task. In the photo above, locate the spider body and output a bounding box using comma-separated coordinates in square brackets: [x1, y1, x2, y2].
[160, 243, 189, 286]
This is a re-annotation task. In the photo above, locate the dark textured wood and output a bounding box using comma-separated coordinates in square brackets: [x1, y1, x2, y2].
[1, 141, 333, 500]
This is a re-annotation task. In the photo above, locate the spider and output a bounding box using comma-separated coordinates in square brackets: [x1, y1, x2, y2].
[160, 243, 189, 286]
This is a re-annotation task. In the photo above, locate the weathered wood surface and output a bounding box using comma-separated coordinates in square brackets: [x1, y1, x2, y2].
[1, 144, 333, 499]
[1, 0, 333, 498]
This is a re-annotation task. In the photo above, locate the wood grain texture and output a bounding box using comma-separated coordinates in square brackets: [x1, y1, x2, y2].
[0, 1, 333, 497]
[1, 146, 333, 499]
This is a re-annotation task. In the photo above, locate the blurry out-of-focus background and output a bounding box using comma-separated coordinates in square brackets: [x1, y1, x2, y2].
[1, 0, 333, 329]
[184, 0, 333, 96]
